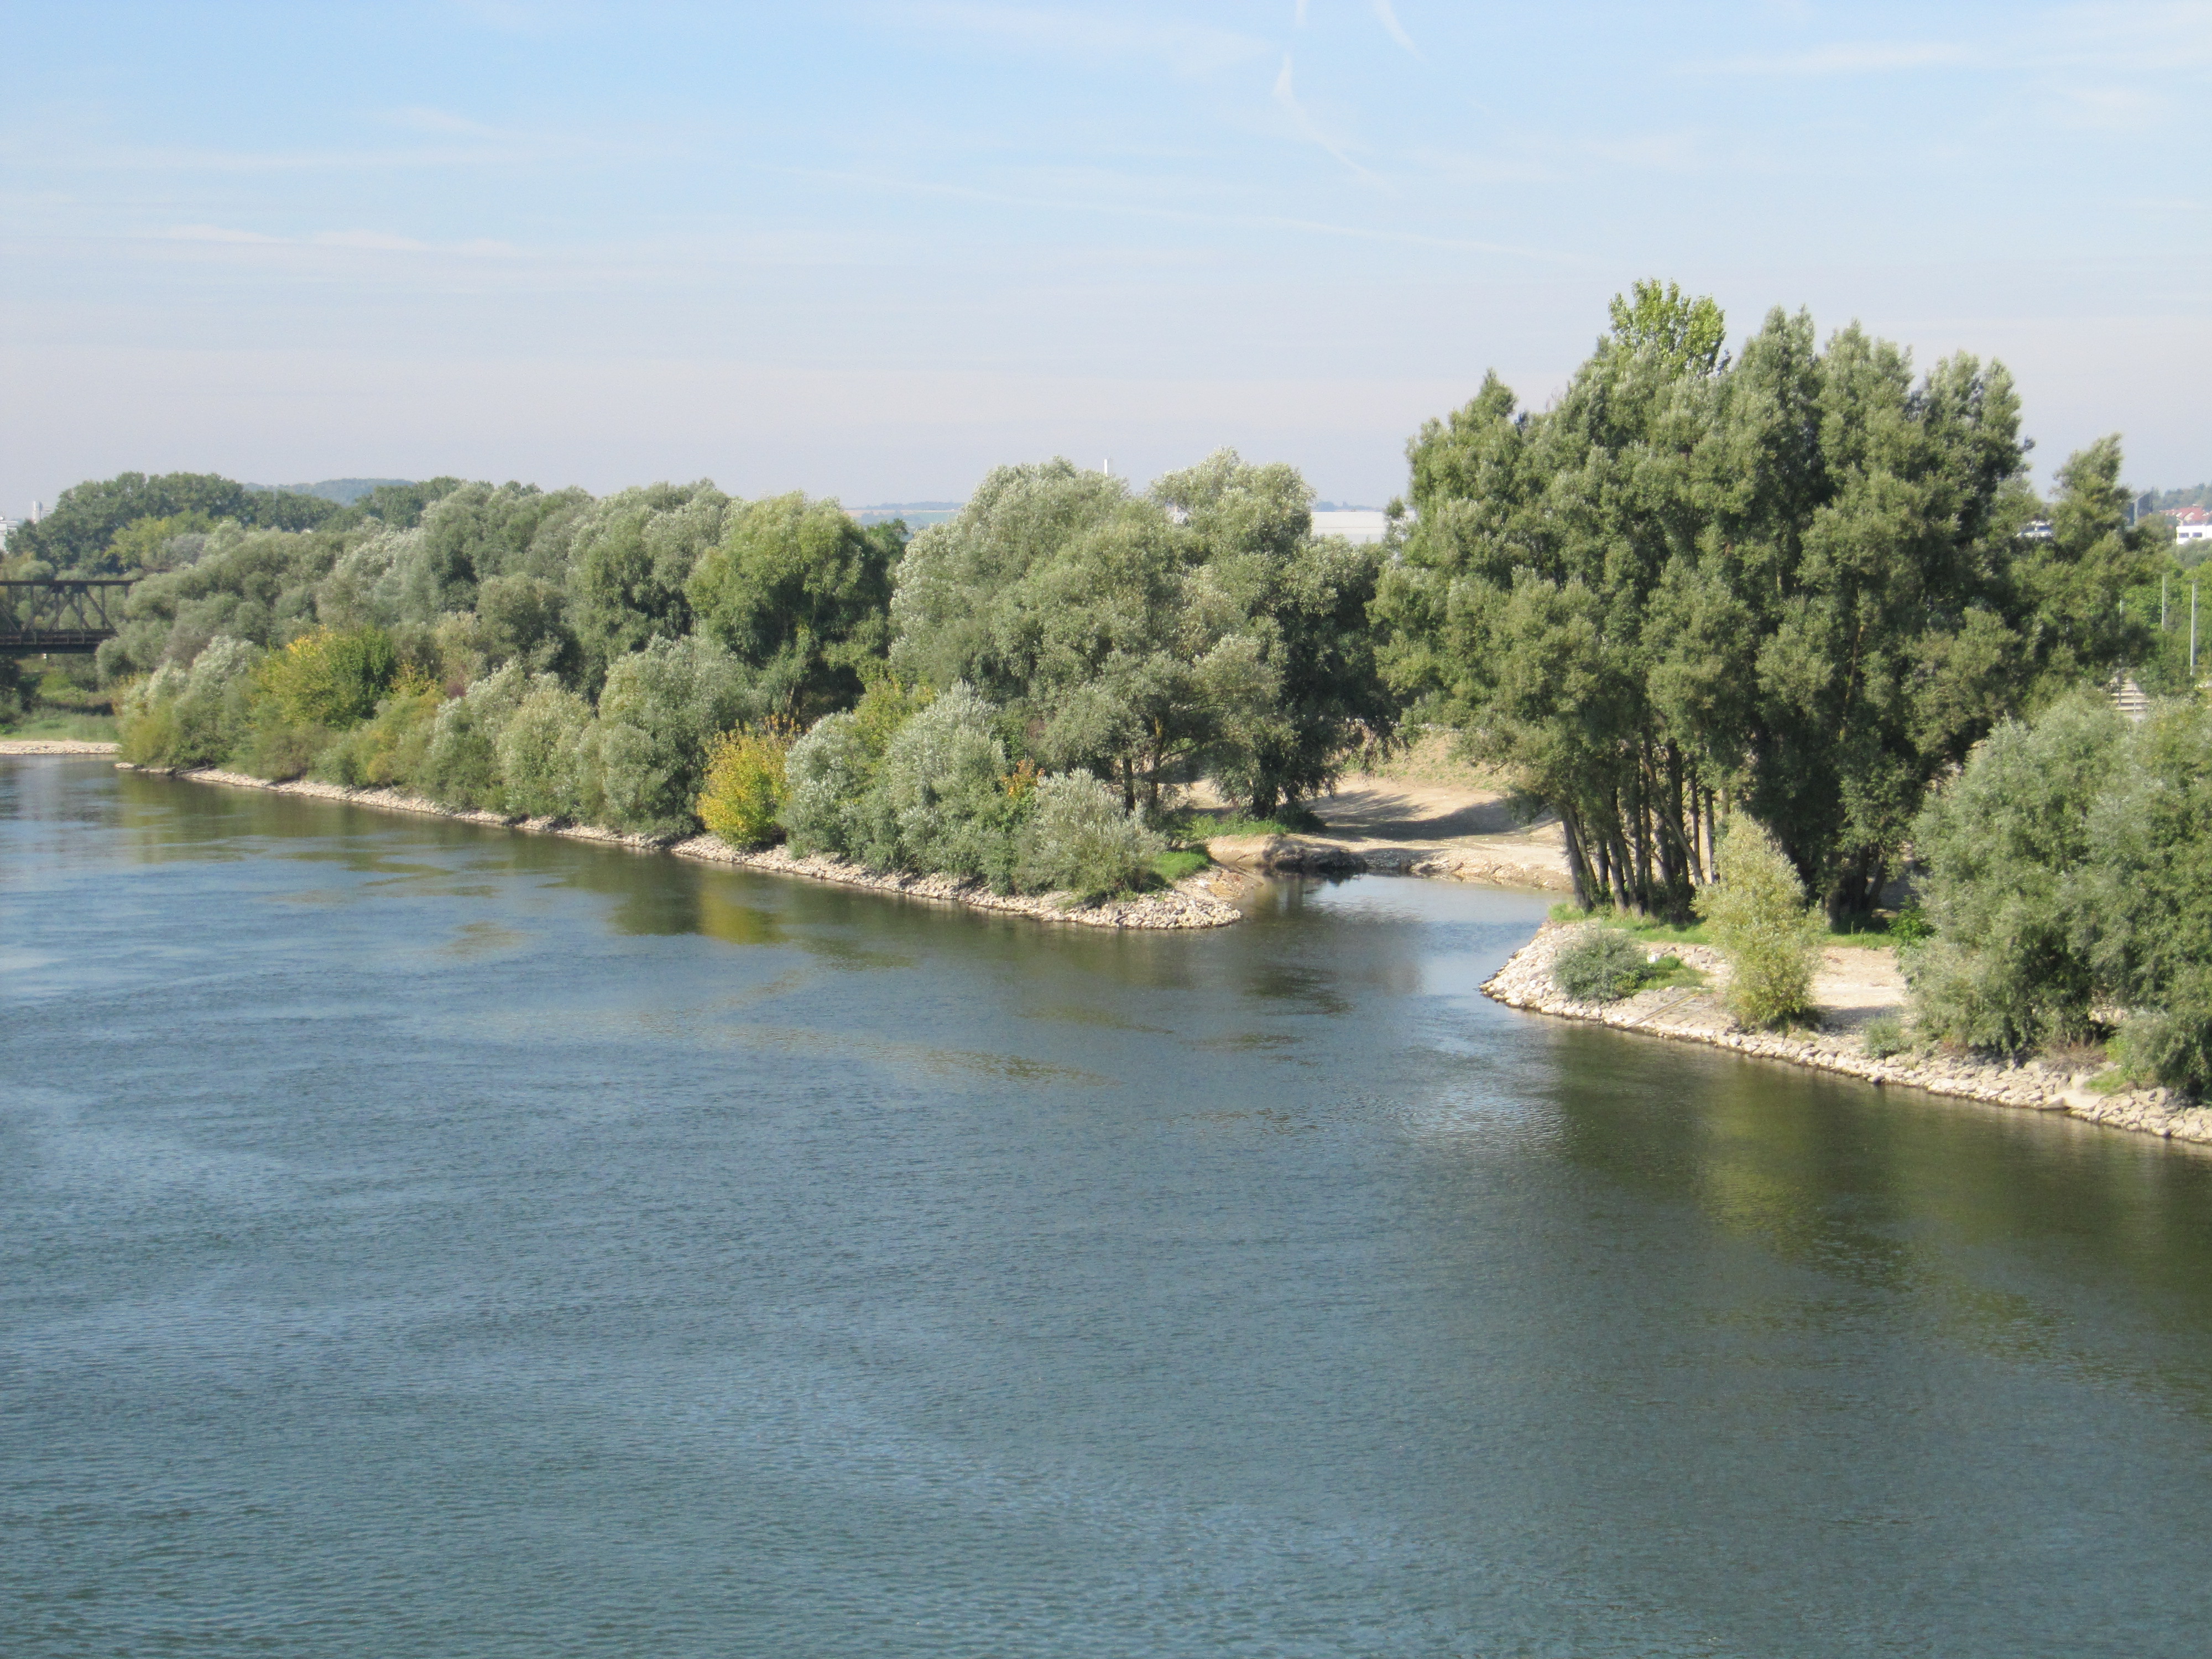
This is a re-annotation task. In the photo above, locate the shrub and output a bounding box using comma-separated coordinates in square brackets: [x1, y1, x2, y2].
[596, 634, 764, 837]
[879, 684, 1013, 877]
[253, 624, 398, 729]
[498, 680, 599, 820]
[1907, 692, 2122, 1053]
[1887, 903, 1932, 945]
[0, 653, 23, 726]
[1696, 820, 1824, 1029]
[314, 674, 441, 788]
[117, 638, 262, 768]
[1552, 926, 1650, 1002]
[1014, 770, 1162, 901]
[1862, 1015, 1910, 1058]
[779, 678, 932, 865]
[419, 664, 536, 812]
[697, 722, 792, 848]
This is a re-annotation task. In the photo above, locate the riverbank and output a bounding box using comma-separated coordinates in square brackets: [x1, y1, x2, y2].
[1484, 921, 2212, 1146]
[0, 738, 123, 755]
[106, 762, 1249, 930]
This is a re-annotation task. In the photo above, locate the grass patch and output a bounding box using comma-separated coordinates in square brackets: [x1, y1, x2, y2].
[1147, 848, 1211, 886]
[1550, 899, 1927, 951]
[1548, 902, 1710, 947]
[2, 709, 118, 742]
[1185, 802, 1329, 840]
[1640, 953, 1706, 991]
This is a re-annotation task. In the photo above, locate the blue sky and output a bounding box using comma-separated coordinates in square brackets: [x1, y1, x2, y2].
[3, 1, 2208, 510]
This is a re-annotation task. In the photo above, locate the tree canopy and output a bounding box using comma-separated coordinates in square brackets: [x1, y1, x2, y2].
[1379, 286, 2155, 920]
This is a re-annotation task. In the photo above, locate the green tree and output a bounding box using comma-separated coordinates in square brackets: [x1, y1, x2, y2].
[686, 493, 898, 718]
[567, 483, 731, 693]
[1380, 286, 2135, 923]
[8, 472, 341, 573]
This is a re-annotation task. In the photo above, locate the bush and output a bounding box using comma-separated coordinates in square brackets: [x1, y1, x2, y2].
[1696, 820, 1823, 1029]
[1907, 692, 2122, 1053]
[596, 634, 764, 837]
[1552, 926, 1650, 1002]
[1887, 902, 1932, 945]
[315, 675, 441, 789]
[0, 654, 23, 726]
[419, 664, 536, 811]
[779, 679, 932, 865]
[1862, 1014, 1910, 1058]
[879, 684, 1015, 878]
[116, 637, 261, 768]
[697, 722, 792, 848]
[498, 680, 599, 820]
[1014, 770, 1162, 901]
[253, 625, 398, 729]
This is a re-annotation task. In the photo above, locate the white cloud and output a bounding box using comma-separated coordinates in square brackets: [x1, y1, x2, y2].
[1271, 55, 1381, 184]
[1368, 0, 1416, 53]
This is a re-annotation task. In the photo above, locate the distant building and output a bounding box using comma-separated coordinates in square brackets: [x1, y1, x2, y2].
[2168, 504, 2212, 547]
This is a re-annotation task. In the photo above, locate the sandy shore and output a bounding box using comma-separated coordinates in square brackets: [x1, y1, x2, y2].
[1199, 769, 1575, 892]
[103, 763, 1249, 930]
[1484, 920, 2212, 1146]
[0, 738, 122, 755]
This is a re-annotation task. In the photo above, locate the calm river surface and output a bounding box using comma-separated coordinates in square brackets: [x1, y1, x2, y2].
[7, 760, 2212, 1657]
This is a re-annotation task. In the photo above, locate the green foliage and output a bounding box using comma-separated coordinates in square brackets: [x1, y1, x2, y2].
[1696, 821, 1824, 1029]
[594, 634, 762, 836]
[2083, 701, 2212, 1089]
[1148, 848, 1211, 885]
[6, 471, 341, 573]
[1552, 926, 1652, 1002]
[1887, 904, 1933, 945]
[1014, 770, 1164, 902]
[878, 684, 1019, 879]
[1378, 288, 2151, 925]
[419, 665, 537, 811]
[1193, 804, 1329, 839]
[687, 493, 898, 719]
[252, 625, 398, 729]
[115, 637, 261, 768]
[891, 451, 1385, 815]
[1546, 901, 1710, 947]
[315, 676, 441, 789]
[0, 654, 23, 726]
[568, 482, 729, 692]
[1906, 692, 2123, 1052]
[697, 722, 793, 849]
[497, 680, 600, 821]
[1862, 1015, 1911, 1058]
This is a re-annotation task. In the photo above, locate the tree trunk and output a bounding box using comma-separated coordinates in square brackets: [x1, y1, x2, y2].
[1561, 805, 1595, 911]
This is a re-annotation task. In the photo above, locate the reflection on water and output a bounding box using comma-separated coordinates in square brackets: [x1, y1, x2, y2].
[7, 757, 2212, 1658]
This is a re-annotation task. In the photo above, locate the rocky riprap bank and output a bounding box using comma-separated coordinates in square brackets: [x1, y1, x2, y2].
[117, 765, 1246, 930]
[1485, 920, 2212, 1147]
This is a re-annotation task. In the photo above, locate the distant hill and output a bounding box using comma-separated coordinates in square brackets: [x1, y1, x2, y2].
[248, 478, 415, 505]
[2148, 484, 2211, 513]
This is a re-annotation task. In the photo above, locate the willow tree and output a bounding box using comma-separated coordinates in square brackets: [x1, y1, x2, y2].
[1380, 282, 2143, 922]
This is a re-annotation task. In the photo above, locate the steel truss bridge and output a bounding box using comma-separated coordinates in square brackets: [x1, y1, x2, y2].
[1, 579, 137, 654]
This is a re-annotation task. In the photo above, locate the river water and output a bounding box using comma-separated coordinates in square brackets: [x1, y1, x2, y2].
[6, 759, 2212, 1657]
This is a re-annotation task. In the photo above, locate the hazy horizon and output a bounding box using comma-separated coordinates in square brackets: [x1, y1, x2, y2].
[6, 2, 2207, 514]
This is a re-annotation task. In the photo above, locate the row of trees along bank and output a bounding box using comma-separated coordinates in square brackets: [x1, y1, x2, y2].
[4, 281, 2183, 925]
